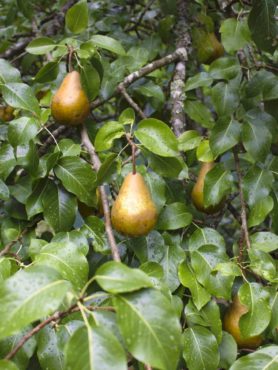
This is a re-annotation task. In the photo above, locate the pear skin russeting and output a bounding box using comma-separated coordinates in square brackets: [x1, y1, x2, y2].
[191, 161, 222, 214]
[223, 295, 263, 349]
[51, 71, 90, 126]
[111, 173, 158, 237]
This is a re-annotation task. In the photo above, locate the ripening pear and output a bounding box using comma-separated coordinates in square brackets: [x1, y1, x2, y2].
[191, 161, 222, 214]
[51, 71, 90, 126]
[111, 173, 158, 237]
[192, 29, 224, 64]
[223, 295, 263, 348]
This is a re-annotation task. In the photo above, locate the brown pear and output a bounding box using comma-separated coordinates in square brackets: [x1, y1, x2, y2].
[111, 173, 158, 237]
[191, 161, 222, 214]
[223, 295, 263, 348]
[51, 71, 90, 126]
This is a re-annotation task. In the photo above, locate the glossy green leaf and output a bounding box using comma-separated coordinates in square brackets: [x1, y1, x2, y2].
[26, 178, 49, 218]
[183, 326, 219, 370]
[184, 72, 213, 91]
[35, 62, 59, 83]
[0, 258, 11, 282]
[243, 167, 273, 207]
[34, 242, 88, 290]
[184, 100, 214, 129]
[54, 156, 97, 206]
[248, 196, 274, 227]
[248, 249, 277, 282]
[242, 121, 272, 162]
[94, 121, 125, 151]
[66, 0, 89, 34]
[42, 181, 77, 232]
[91, 35, 126, 55]
[119, 108, 135, 126]
[250, 232, 278, 253]
[211, 82, 239, 116]
[220, 18, 251, 53]
[135, 118, 179, 157]
[0, 360, 19, 370]
[114, 289, 182, 370]
[219, 332, 237, 369]
[157, 202, 192, 230]
[196, 140, 214, 162]
[179, 261, 210, 310]
[0, 179, 9, 201]
[230, 345, 278, 370]
[189, 227, 226, 253]
[97, 153, 118, 185]
[143, 149, 185, 178]
[95, 261, 153, 293]
[81, 64, 101, 101]
[210, 117, 241, 158]
[0, 143, 16, 180]
[26, 37, 56, 55]
[178, 130, 202, 152]
[2, 83, 40, 116]
[0, 59, 21, 83]
[204, 165, 233, 207]
[0, 265, 71, 339]
[238, 283, 271, 337]
[8, 117, 38, 147]
[57, 139, 81, 157]
[209, 57, 241, 80]
[160, 243, 185, 292]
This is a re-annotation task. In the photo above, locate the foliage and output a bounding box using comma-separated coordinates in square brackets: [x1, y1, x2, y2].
[0, 0, 277, 369]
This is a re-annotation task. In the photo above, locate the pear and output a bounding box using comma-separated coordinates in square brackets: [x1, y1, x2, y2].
[192, 29, 224, 64]
[223, 295, 263, 348]
[191, 161, 222, 214]
[111, 173, 158, 237]
[51, 71, 90, 126]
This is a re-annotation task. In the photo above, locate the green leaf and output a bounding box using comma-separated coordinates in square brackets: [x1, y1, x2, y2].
[0, 59, 21, 83]
[0, 258, 11, 282]
[54, 156, 97, 206]
[113, 289, 182, 370]
[242, 120, 272, 162]
[248, 249, 277, 282]
[134, 81, 165, 104]
[81, 65, 101, 101]
[0, 326, 36, 369]
[184, 72, 212, 91]
[189, 227, 226, 253]
[210, 117, 241, 158]
[135, 118, 179, 157]
[26, 37, 56, 55]
[230, 345, 278, 370]
[0, 179, 9, 201]
[1, 83, 40, 116]
[95, 261, 153, 293]
[204, 165, 233, 207]
[183, 326, 219, 370]
[94, 121, 125, 151]
[66, 0, 89, 34]
[178, 130, 202, 152]
[179, 261, 210, 310]
[8, 117, 38, 147]
[119, 108, 135, 126]
[64, 323, 127, 370]
[144, 172, 167, 213]
[0, 143, 16, 180]
[97, 153, 118, 185]
[209, 57, 241, 80]
[220, 18, 251, 53]
[246, 70, 278, 101]
[248, 0, 278, 53]
[243, 167, 273, 207]
[0, 360, 19, 370]
[184, 100, 214, 129]
[34, 242, 88, 290]
[160, 243, 185, 292]
[196, 140, 214, 162]
[211, 82, 239, 116]
[91, 35, 126, 55]
[219, 332, 237, 369]
[42, 181, 77, 233]
[83, 216, 109, 254]
[0, 265, 71, 339]
[57, 139, 81, 157]
[143, 149, 185, 178]
[248, 196, 274, 227]
[191, 245, 233, 299]
[35, 62, 59, 83]
[238, 283, 271, 337]
[213, 262, 241, 277]
[26, 178, 49, 218]
[156, 203, 192, 230]
[250, 232, 278, 253]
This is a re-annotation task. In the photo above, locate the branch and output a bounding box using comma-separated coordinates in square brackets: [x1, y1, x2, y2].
[125, 0, 156, 32]
[170, 0, 190, 137]
[5, 303, 115, 360]
[90, 48, 187, 112]
[118, 85, 146, 119]
[80, 125, 121, 262]
[233, 148, 251, 251]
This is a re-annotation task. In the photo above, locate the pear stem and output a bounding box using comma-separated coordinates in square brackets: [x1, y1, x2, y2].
[126, 134, 137, 174]
[80, 125, 121, 262]
[67, 45, 74, 73]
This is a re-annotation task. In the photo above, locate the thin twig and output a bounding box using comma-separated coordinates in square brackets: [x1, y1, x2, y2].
[125, 134, 137, 174]
[233, 148, 251, 251]
[5, 304, 115, 360]
[118, 85, 146, 119]
[80, 125, 121, 262]
[125, 0, 156, 32]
